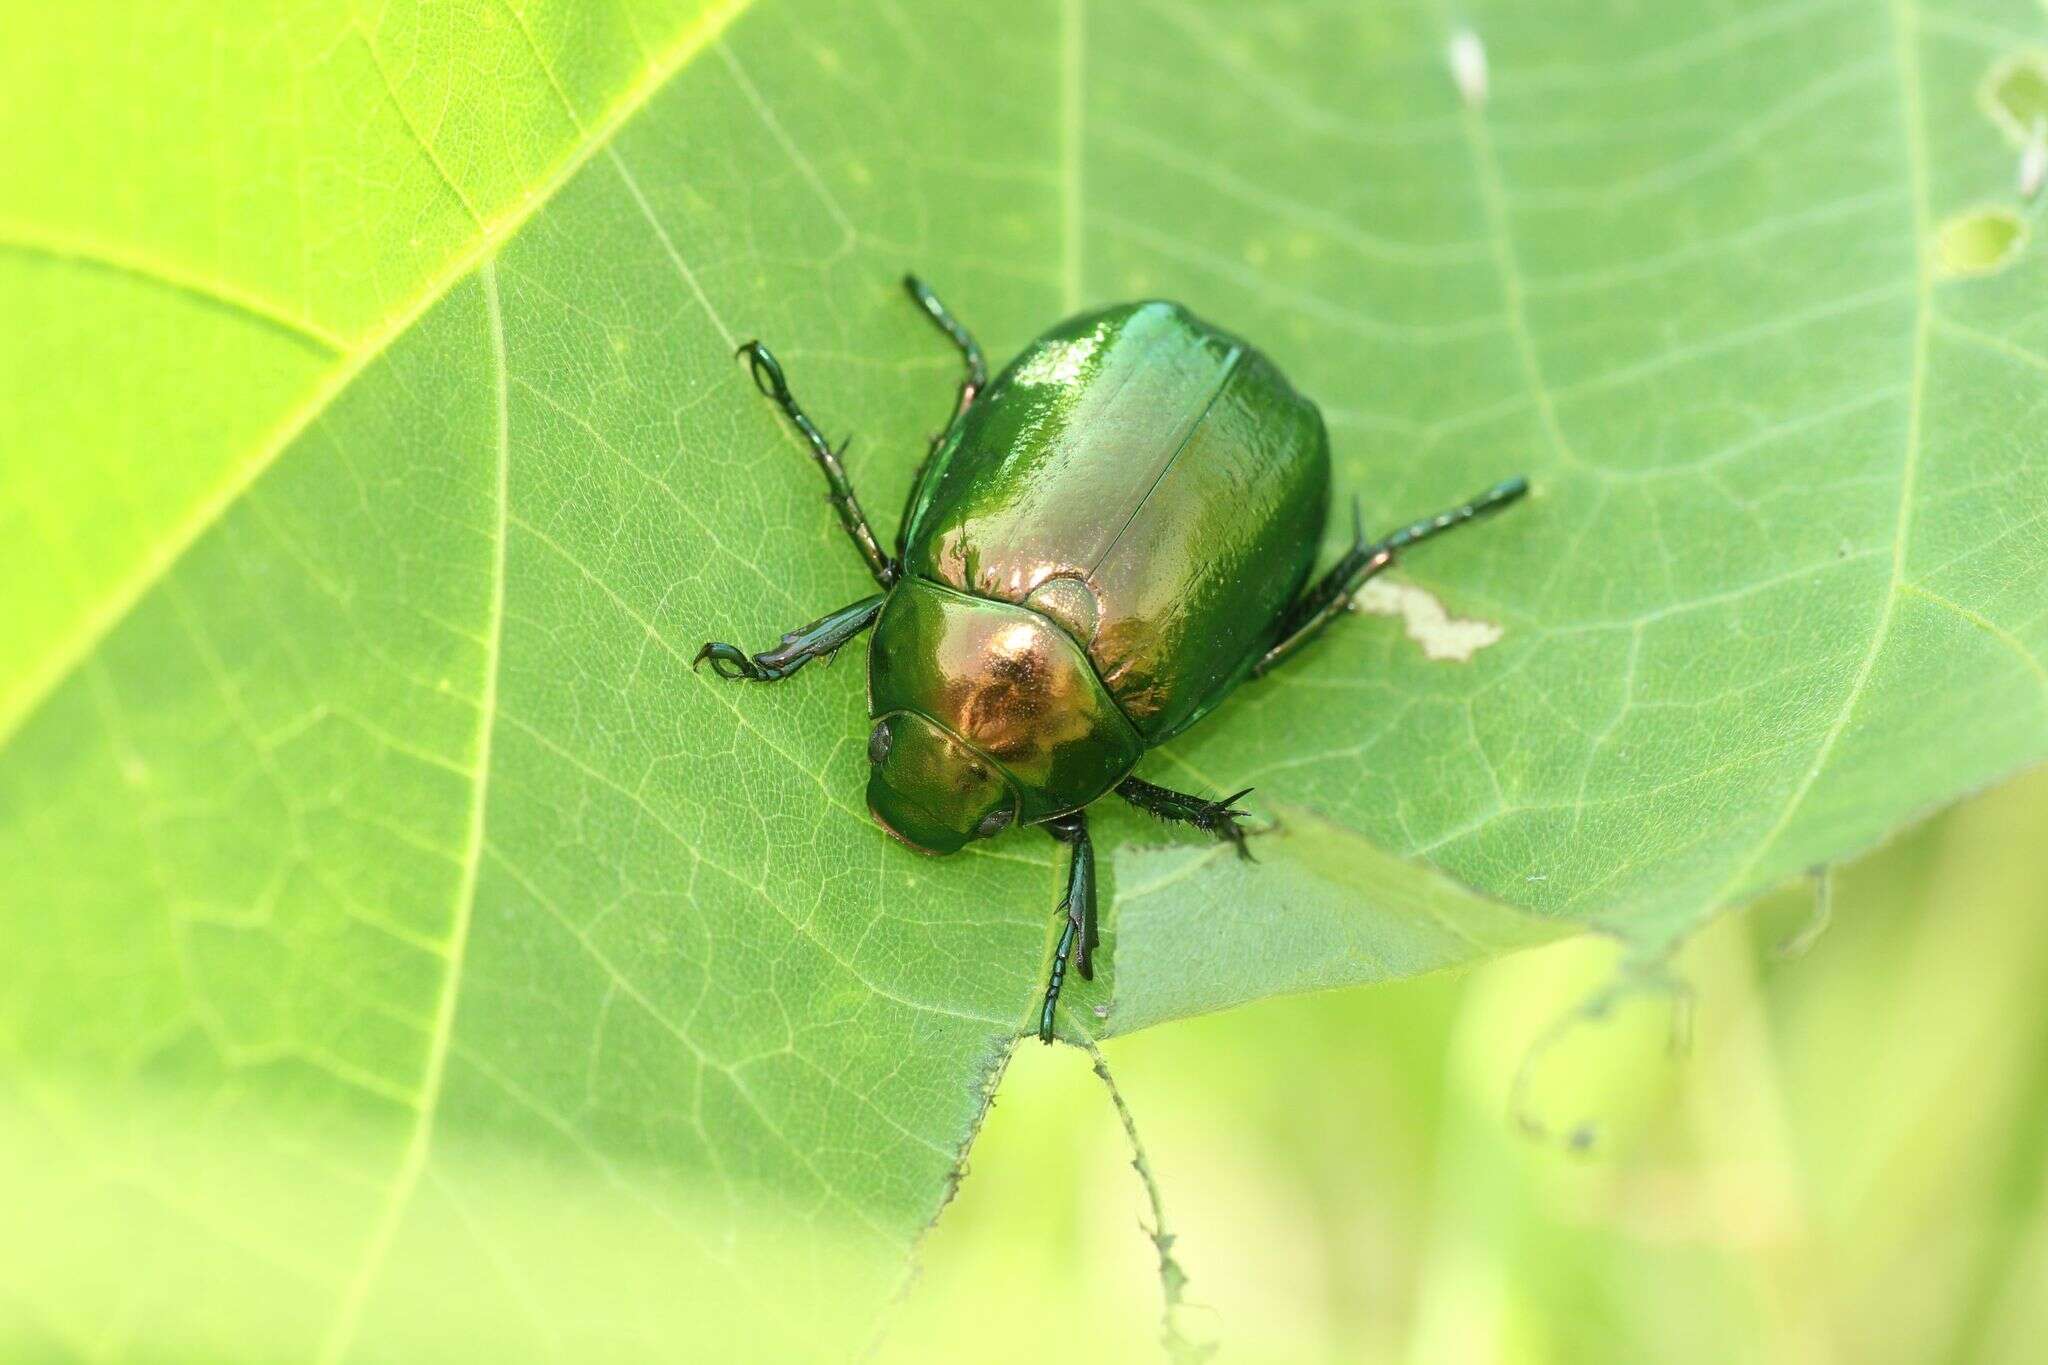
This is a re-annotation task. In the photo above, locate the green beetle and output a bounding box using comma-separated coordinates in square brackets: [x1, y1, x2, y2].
[697, 278, 1526, 1042]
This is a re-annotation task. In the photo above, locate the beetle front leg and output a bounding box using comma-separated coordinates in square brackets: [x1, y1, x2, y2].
[737, 342, 899, 588]
[1115, 776, 1255, 860]
[1037, 811, 1096, 1044]
[694, 593, 886, 683]
[1253, 477, 1529, 677]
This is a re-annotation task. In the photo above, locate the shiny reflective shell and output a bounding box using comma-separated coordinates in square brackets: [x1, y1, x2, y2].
[871, 300, 1329, 829]
[901, 302, 1328, 742]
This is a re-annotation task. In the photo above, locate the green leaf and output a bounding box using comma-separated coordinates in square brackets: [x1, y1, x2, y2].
[1104, 805, 1566, 1034]
[7, 0, 2048, 1356]
[0, 0, 763, 739]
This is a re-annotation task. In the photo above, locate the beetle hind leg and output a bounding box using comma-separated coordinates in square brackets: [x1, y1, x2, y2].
[1115, 776, 1256, 860]
[1252, 477, 1529, 677]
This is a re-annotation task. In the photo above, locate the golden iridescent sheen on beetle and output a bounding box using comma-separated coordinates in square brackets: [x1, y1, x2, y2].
[696, 278, 1527, 1042]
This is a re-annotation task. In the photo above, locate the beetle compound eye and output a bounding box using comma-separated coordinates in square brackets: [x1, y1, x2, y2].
[975, 807, 1014, 839]
[867, 720, 892, 766]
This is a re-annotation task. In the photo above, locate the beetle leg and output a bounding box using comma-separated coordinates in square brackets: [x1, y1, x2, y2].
[1038, 811, 1095, 1044]
[1115, 776, 1256, 860]
[903, 274, 987, 421]
[1250, 503, 1392, 680]
[736, 341, 899, 588]
[694, 593, 886, 683]
[1252, 477, 1529, 677]
[896, 275, 988, 557]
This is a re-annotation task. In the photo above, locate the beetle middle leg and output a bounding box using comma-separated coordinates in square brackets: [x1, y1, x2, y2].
[737, 341, 898, 588]
[695, 593, 886, 683]
[1252, 477, 1528, 677]
[1037, 810, 1096, 1044]
[1115, 776, 1255, 860]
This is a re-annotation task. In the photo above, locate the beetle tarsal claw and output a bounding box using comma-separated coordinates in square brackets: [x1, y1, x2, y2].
[736, 340, 790, 402]
[1198, 787, 1257, 860]
[693, 641, 764, 681]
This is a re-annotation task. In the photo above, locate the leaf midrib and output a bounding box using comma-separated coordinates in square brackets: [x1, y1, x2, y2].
[0, 0, 759, 754]
[311, 257, 512, 1365]
[1703, 0, 1932, 914]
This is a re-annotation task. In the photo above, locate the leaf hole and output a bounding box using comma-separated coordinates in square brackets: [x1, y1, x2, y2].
[1935, 206, 2028, 279]
[1447, 28, 1487, 109]
[1981, 51, 2048, 145]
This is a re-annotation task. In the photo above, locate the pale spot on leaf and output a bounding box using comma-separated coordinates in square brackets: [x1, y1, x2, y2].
[1352, 579, 1504, 661]
[1981, 51, 2048, 145]
[1935, 206, 2026, 278]
[1448, 28, 1488, 109]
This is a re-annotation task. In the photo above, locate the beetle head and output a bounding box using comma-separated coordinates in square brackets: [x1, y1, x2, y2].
[865, 711, 1018, 856]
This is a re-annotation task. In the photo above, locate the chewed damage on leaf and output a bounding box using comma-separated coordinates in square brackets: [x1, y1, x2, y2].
[1447, 27, 1488, 109]
[1935, 205, 2028, 278]
[1351, 578, 1505, 661]
[1980, 50, 2048, 145]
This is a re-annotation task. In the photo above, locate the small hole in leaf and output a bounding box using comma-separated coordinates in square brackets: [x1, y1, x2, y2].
[1448, 28, 1487, 109]
[1936, 206, 2027, 278]
[1982, 52, 2048, 144]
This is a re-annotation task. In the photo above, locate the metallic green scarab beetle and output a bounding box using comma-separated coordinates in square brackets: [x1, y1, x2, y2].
[697, 277, 1527, 1042]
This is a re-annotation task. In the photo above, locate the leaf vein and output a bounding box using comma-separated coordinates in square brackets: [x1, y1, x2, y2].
[1701, 0, 1931, 914]
[0, 0, 760, 753]
[313, 258, 510, 1365]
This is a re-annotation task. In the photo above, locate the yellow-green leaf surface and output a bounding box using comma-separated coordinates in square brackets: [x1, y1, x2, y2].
[7, 0, 2048, 1356]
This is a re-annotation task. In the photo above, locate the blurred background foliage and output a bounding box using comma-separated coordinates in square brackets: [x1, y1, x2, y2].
[882, 765, 2048, 1365]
